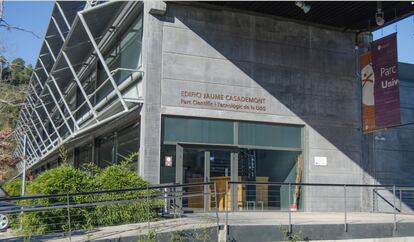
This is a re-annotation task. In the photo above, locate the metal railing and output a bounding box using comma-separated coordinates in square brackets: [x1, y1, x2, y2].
[2, 181, 414, 241]
[0, 182, 218, 241]
[223, 181, 414, 234]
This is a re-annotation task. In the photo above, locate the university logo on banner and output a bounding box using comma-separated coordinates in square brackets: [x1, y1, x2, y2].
[361, 33, 401, 133]
[360, 52, 376, 132]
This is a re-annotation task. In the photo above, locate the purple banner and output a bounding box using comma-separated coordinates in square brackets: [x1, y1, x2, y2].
[371, 33, 401, 128]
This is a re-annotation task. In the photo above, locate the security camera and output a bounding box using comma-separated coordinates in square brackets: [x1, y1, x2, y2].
[375, 11, 385, 26]
[295, 1, 311, 14]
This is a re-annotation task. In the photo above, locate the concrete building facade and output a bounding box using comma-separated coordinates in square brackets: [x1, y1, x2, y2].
[14, 1, 414, 212]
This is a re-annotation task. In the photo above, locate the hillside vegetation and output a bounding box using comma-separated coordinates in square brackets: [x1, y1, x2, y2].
[0, 57, 31, 182]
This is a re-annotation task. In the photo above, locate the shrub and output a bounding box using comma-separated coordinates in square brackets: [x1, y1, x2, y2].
[19, 165, 93, 235]
[89, 161, 162, 226]
[15, 158, 163, 236]
[2, 178, 23, 196]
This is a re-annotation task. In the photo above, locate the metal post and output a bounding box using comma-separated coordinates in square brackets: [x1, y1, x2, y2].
[344, 185, 348, 232]
[146, 185, 150, 234]
[399, 189, 402, 212]
[21, 136, 27, 196]
[78, 12, 128, 111]
[66, 194, 72, 241]
[225, 180, 229, 242]
[288, 183, 292, 234]
[393, 185, 397, 231]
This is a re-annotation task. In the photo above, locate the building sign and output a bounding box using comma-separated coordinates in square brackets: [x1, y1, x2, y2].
[314, 156, 327, 166]
[371, 33, 401, 128]
[180, 90, 267, 112]
[360, 52, 376, 132]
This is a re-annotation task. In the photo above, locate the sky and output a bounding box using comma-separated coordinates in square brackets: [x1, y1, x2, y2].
[0, 1, 54, 66]
[0, 1, 413, 66]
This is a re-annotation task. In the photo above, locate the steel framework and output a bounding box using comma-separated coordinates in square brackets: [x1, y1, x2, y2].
[13, 1, 144, 176]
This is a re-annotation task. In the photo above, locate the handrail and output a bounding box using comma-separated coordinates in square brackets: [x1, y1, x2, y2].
[229, 181, 414, 188]
[0, 182, 214, 202]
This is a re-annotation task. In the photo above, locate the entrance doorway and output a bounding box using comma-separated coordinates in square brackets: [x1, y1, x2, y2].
[176, 144, 237, 211]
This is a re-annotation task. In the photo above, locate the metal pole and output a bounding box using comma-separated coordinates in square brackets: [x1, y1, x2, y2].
[21, 136, 27, 196]
[146, 185, 150, 234]
[344, 185, 347, 232]
[393, 185, 397, 231]
[288, 183, 292, 234]
[67, 194, 72, 241]
[399, 189, 402, 212]
[225, 180, 229, 242]
[78, 12, 129, 111]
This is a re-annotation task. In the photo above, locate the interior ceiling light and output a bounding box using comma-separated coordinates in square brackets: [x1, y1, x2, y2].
[295, 1, 311, 14]
[376, 1, 385, 26]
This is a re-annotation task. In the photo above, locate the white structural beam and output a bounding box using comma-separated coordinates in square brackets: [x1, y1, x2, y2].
[26, 96, 54, 145]
[56, 2, 71, 30]
[30, 83, 63, 142]
[45, 83, 74, 134]
[78, 12, 128, 111]
[62, 51, 99, 119]
[51, 75, 80, 130]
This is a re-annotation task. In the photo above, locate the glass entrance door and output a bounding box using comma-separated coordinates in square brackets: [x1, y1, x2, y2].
[182, 148, 206, 210]
[177, 145, 234, 211]
[208, 150, 231, 211]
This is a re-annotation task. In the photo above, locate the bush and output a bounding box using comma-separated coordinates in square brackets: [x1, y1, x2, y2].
[2, 178, 23, 197]
[20, 165, 93, 235]
[15, 159, 163, 236]
[90, 162, 161, 226]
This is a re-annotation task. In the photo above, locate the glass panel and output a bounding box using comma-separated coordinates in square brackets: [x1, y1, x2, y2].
[96, 134, 115, 167]
[160, 145, 176, 184]
[96, 13, 143, 102]
[209, 150, 231, 211]
[183, 148, 205, 210]
[238, 122, 301, 148]
[163, 116, 233, 144]
[75, 143, 93, 168]
[116, 124, 140, 163]
[238, 149, 302, 211]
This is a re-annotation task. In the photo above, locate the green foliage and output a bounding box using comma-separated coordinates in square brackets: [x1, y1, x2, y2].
[1, 57, 32, 85]
[15, 159, 162, 236]
[2, 178, 22, 196]
[0, 82, 27, 129]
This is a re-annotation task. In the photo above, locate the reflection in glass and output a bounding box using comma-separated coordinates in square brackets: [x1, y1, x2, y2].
[238, 149, 302, 211]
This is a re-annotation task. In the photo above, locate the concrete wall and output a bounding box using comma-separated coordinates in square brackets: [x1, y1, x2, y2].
[146, 2, 363, 211]
[368, 63, 414, 212]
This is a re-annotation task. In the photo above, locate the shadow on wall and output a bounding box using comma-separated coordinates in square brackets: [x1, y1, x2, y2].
[161, 3, 414, 211]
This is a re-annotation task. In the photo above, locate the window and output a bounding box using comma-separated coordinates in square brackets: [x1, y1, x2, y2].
[238, 122, 301, 148]
[163, 116, 234, 145]
[116, 124, 140, 163]
[75, 143, 93, 168]
[95, 123, 140, 168]
[96, 14, 143, 102]
[238, 149, 302, 209]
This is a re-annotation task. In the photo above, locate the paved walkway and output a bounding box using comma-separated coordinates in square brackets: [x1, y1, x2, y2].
[2, 212, 414, 241]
